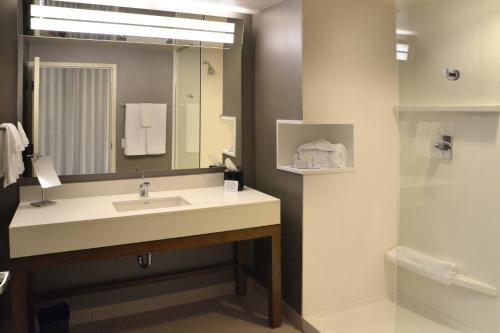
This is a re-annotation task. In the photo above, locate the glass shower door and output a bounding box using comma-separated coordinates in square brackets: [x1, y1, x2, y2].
[396, 0, 500, 331]
[173, 46, 201, 169]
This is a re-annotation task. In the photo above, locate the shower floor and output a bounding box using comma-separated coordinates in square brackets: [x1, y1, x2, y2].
[305, 298, 462, 333]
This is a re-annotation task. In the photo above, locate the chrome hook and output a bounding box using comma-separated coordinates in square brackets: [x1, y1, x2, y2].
[443, 68, 460, 81]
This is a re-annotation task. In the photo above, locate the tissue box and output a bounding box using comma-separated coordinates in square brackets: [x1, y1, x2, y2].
[224, 170, 244, 191]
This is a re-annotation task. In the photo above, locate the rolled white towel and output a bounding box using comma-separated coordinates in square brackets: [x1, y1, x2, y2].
[388, 246, 457, 285]
[0, 123, 25, 188]
[297, 139, 347, 168]
[17, 121, 29, 148]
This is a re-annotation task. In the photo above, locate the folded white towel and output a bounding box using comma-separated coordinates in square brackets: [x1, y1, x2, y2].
[297, 139, 347, 168]
[124, 104, 146, 156]
[142, 104, 167, 155]
[388, 246, 457, 285]
[141, 107, 154, 128]
[185, 104, 200, 153]
[17, 121, 29, 148]
[0, 123, 26, 188]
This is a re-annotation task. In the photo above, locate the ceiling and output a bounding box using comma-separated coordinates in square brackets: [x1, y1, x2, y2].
[191, 0, 286, 14]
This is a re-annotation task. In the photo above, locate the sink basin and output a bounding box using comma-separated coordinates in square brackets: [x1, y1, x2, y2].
[113, 196, 190, 212]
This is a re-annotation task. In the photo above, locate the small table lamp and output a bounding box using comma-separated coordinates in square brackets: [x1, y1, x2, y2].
[31, 156, 62, 207]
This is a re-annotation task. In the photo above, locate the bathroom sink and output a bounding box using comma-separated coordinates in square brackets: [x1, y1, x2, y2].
[113, 196, 190, 212]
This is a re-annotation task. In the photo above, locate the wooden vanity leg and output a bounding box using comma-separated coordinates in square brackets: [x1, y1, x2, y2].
[10, 270, 29, 333]
[235, 241, 248, 296]
[26, 272, 35, 333]
[268, 231, 282, 328]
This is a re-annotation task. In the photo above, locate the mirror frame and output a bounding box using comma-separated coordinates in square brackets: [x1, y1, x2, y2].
[16, 2, 254, 185]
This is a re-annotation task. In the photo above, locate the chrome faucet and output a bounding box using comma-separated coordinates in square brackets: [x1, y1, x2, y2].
[139, 172, 150, 198]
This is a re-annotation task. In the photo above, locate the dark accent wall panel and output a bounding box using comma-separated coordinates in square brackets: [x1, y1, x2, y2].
[253, 0, 304, 314]
[0, 0, 21, 324]
[240, 15, 255, 186]
[0, 0, 20, 270]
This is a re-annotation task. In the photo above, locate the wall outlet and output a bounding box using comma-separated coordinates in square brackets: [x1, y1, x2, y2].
[121, 138, 126, 149]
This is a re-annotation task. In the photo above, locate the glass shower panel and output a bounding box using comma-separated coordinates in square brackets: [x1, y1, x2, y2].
[396, 0, 500, 332]
[174, 46, 201, 169]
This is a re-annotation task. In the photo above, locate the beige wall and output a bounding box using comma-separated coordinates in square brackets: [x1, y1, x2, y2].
[398, 0, 500, 106]
[301, 0, 399, 317]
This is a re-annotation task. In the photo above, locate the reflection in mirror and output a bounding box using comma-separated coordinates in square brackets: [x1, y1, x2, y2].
[19, 0, 244, 177]
[35, 59, 116, 175]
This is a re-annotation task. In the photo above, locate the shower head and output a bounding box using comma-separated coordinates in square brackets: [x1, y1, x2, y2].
[203, 61, 215, 75]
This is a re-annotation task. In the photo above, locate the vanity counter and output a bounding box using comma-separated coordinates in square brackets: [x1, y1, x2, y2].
[9, 186, 280, 258]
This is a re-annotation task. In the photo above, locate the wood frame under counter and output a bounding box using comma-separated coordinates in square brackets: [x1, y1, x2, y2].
[9, 225, 282, 333]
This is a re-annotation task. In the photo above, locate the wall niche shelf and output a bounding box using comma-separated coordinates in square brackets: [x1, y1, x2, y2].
[395, 105, 500, 113]
[276, 120, 355, 175]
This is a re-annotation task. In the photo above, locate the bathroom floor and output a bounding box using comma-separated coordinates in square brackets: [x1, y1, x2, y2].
[71, 294, 300, 333]
[305, 298, 463, 333]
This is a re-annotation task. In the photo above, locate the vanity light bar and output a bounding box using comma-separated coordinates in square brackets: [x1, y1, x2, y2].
[31, 18, 235, 44]
[49, 0, 257, 16]
[31, 5, 235, 33]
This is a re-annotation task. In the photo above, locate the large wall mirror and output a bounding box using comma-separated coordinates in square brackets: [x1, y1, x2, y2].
[18, 0, 245, 177]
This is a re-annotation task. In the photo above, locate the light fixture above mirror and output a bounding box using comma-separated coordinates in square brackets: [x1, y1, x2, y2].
[30, 3, 236, 44]
[49, 0, 257, 16]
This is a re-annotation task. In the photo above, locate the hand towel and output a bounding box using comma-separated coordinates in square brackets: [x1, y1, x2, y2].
[0, 123, 26, 188]
[389, 246, 457, 285]
[141, 107, 154, 128]
[124, 104, 146, 156]
[185, 104, 200, 153]
[17, 121, 29, 148]
[142, 103, 167, 155]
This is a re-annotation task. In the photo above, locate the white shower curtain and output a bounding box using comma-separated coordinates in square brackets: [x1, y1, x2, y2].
[39, 67, 112, 175]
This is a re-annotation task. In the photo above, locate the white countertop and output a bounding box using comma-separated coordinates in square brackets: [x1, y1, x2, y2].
[10, 186, 280, 258]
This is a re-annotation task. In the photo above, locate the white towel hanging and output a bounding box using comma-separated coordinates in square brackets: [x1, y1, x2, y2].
[124, 104, 147, 156]
[0, 123, 26, 188]
[142, 103, 167, 155]
[17, 122, 29, 148]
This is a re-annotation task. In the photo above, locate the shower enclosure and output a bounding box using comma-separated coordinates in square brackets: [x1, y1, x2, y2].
[396, 0, 500, 331]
